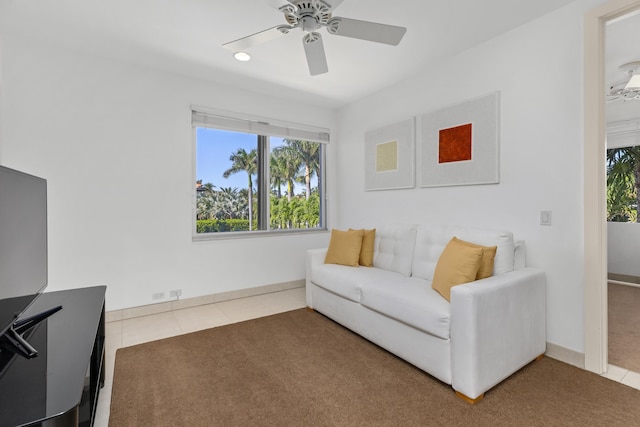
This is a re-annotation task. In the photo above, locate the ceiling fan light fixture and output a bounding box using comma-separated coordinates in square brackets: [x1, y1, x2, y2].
[608, 61, 640, 102]
[625, 74, 640, 90]
[233, 51, 251, 62]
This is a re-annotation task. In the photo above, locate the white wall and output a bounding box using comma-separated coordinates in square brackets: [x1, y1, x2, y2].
[608, 222, 640, 277]
[607, 123, 640, 149]
[334, 0, 603, 354]
[0, 0, 610, 354]
[0, 36, 336, 311]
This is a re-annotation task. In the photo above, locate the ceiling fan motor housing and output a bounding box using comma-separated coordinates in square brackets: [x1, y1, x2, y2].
[282, 0, 332, 31]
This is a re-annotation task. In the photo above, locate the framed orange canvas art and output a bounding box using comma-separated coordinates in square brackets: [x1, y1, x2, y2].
[420, 92, 500, 187]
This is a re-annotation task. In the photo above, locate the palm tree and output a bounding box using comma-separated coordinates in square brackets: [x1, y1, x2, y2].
[283, 139, 320, 199]
[272, 145, 301, 202]
[607, 147, 640, 222]
[223, 148, 257, 230]
[607, 182, 636, 222]
[215, 187, 244, 220]
[195, 182, 216, 220]
[270, 153, 286, 198]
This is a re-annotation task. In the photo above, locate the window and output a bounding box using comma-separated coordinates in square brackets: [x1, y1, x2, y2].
[607, 145, 640, 223]
[192, 108, 329, 237]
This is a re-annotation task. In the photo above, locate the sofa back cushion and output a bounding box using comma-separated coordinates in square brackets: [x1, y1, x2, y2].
[373, 224, 417, 276]
[412, 225, 515, 281]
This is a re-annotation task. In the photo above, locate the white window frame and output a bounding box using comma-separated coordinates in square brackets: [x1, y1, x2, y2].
[191, 106, 329, 240]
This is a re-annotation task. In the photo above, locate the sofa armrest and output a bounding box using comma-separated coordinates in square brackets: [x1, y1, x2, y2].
[514, 240, 526, 270]
[450, 267, 546, 399]
[306, 248, 328, 308]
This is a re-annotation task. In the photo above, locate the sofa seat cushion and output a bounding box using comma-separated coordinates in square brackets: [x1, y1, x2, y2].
[360, 277, 451, 340]
[311, 264, 404, 303]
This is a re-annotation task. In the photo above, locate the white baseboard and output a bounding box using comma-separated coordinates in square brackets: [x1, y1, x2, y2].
[108, 299, 589, 373]
[545, 341, 585, 369]
[105, 280, 305, 323]
[609, 280, 640, 288]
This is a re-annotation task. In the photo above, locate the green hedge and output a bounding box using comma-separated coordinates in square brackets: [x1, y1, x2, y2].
[196, 219, 251, 233]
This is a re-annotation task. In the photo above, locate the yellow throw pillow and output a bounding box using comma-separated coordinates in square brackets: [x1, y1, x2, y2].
[324, 229, 364, 267]
[432, 238, 484, 301]
[349, 228, 376, 267]
[452, 237, 497, 280]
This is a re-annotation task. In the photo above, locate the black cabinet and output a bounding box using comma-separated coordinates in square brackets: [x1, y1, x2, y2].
[0, 286, 106, 427]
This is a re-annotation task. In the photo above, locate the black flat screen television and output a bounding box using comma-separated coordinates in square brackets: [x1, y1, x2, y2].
[0, 165, 48, 371]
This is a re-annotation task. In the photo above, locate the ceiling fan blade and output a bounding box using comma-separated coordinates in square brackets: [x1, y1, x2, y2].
[303, 32, 328, 76]
[263, 0, 294, 10]
[328, 0, 345, 10]
[327, 17, 406, 45]
[223, 25, 292, 52]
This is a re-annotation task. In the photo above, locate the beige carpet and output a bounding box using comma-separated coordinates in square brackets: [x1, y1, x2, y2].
[609, 282, 640, 372]
[110, 309, 640, 426]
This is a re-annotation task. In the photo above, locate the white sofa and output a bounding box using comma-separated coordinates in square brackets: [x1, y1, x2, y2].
[305, 224, 546, 402]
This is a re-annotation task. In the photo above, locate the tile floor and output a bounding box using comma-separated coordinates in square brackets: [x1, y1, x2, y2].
[601, 363, 640, 389]
[93, 286, 640, 426]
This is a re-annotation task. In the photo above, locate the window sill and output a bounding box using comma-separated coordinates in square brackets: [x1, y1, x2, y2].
[192, 227, 328, 242]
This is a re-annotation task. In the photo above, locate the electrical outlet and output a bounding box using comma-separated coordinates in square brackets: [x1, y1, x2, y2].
[152, 292, 165, 301]
[170, 289, 182, 298]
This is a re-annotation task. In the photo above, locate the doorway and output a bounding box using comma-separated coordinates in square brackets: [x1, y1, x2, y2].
[605, 9, 640, 373]
[584, 0, 640, 375]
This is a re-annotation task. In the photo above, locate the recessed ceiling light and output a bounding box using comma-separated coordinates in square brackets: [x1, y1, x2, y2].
[234, 51, 251, 62]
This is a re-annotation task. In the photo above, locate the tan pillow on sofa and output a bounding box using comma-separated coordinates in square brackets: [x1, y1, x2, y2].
[324, 229, 364, 267]
[349, 228, 376, 266]
[452, 237, 497, 280]
[432, 238, 484, 301]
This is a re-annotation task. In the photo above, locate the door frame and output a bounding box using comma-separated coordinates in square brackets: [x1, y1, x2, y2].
[584, 0, 640, 374]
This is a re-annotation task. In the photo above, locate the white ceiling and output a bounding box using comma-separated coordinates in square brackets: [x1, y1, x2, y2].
[606, 9, 640, 124]
[0, 0, 581, 109]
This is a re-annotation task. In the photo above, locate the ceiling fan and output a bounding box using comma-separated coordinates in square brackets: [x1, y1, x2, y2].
[608, 61, 640, 102]
[222, 0, 407, 76]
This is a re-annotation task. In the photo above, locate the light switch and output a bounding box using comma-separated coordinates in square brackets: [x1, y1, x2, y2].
[540, 210, 552, 226]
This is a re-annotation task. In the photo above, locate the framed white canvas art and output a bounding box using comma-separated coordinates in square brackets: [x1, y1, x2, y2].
[364, 118, 415, 191]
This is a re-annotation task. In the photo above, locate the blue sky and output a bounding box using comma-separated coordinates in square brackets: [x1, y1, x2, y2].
[196, 127, 257, 190]
[196, 128, 306, 193]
